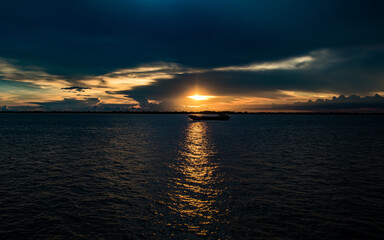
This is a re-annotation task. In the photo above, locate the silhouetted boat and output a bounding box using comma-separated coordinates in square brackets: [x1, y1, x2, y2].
[189, 113, 230, 120]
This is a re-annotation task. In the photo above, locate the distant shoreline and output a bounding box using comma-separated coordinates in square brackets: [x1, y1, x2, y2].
[1, 111, 383, 115]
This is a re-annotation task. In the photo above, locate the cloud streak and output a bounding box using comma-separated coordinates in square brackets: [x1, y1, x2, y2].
[214, 56, 314, 71]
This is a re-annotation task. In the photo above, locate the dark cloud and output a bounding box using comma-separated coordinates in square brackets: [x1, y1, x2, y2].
[99, 103, 137, 111]
[21, 98, 137, 111]
[3, 105, 44, 112]
[29, 98, 101, 111]
[61, 86, 91, 92]
[1, 105, 9, 111]
[1, 1, 384, 77]
[127, 95, 177, 111]
[272, 94, 384, 112]
[113, 47, 384, 102]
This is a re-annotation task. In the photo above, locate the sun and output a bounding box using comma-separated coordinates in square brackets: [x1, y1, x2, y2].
[187, 94, 215, 101]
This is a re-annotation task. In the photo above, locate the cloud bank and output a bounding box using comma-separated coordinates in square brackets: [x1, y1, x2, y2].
[11, 98, 136, 112]
[272, 94, 384, 112]
[116, 47, 384, 104]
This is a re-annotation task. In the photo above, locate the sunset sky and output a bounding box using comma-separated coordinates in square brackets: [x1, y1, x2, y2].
[1, 0, 384, 111]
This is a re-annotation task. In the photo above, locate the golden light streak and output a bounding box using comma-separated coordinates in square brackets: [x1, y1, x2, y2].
[187, 94, 215, 101]
[162, 122, 224, 236]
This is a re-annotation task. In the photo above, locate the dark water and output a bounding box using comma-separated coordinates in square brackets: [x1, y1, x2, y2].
[0, 114, 383, 239]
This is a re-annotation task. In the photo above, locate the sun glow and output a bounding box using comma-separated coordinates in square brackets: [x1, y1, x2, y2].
[187, 94, 215, 101]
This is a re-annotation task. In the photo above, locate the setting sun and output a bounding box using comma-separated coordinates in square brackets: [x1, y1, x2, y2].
[187, 94, 215, 101]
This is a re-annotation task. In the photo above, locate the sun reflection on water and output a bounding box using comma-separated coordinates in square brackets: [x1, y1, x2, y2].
[165, 121, 224, 236]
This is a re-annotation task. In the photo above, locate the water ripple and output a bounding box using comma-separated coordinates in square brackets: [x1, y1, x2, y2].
[0, 114, 383, 239]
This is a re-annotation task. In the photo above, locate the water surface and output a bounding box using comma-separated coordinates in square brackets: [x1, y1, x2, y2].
[0, 114, 383, 239]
